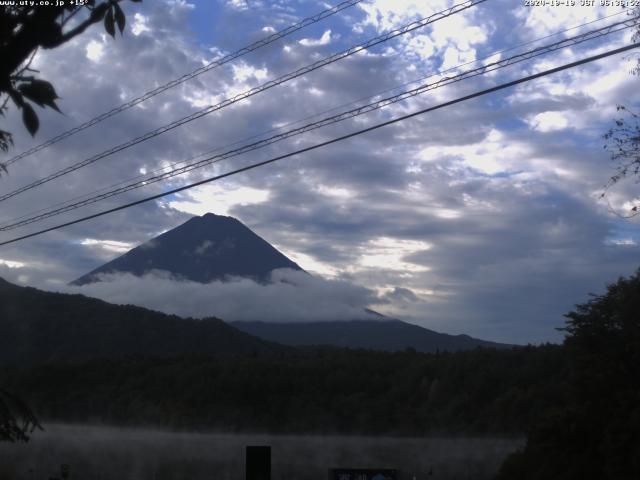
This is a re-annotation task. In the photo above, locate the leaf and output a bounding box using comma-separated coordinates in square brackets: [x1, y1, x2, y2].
[22, 103, 39, 136]
[0, 130, 12, 153]
[18, 80, 61, 112]
[114, 3, 126, 33]
[89, 3, 108, 21]
[104, 7, 115, 37]
[7, 89, 23, 108]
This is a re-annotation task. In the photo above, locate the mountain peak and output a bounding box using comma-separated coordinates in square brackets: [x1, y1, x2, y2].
[200, 212, 234, 221]
[202, 212, 226, 219]
[71, 213, 302, 285]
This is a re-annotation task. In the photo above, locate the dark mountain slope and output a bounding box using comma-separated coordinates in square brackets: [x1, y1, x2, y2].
[231, 320, 514, 353]
[0, 277, 287, 364]
[72, 213, 302, 285]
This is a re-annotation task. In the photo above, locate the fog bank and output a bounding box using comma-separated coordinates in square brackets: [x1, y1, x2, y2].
[60, 269, 386, 322]
[0, 424, 523, 480]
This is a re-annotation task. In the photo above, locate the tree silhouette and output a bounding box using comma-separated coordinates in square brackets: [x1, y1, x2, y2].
[0, 0, 141, 442]
[601, 8, 640, 216]
[0, 388, 41, 442]
[0, 0, 140, 171]
[603, 105, 639, 216]
[497, 270, 640, 479]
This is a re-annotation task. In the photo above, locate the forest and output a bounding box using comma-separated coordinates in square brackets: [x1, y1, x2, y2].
[1, 345, 567, 436]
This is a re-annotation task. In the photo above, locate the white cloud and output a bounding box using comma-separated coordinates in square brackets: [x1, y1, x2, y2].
[358, 0, 448, 32]
[274, 249, 340, 277]
[356, 237, 432, 274]
[131, 13, 151, 36]
[225, 0, 250, 11]
[527, 111, 570, 132]
[0, 259, 25, 269]
[299, 30, 333, 47]
[80, 238, 135, 254]
[85, 39, 105, 62]
[168, 185, 270, 216]
[64, 269, 383, 323]
[317, 185, 353, 199]
[194, 240, 214, 256]
[419, 129, 532, 175]
[609, 238, 637, 246]
[231, 62, 269, 83]
[514, 3, 625, 39]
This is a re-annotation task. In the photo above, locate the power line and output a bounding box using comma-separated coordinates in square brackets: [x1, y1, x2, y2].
[20, 7, 628, 220]
[0, 6, 631, 229]
[7, 8, 621, 228]
[3, 0, 364, 167]
[0, 0, 487, 204]
[7, 3, 622, 228]
[1, 41, 637, 248]
[1, 15, 636, 233]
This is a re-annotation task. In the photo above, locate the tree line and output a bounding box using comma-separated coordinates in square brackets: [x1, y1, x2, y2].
[1, 344, 568, 436]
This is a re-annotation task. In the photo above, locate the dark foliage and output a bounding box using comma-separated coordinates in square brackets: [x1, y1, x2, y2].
[603, 106, 640, 216]
[0, 0, 140, 163]
[0, 0, 141, 440]
[0, 388, 41, 442]
[496, 269, 640, 480]
[0, 345, 568, 436]
[601, 8, 640, 215]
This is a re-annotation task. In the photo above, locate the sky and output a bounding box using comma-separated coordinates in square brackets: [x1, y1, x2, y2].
[0, 0, 639, 344]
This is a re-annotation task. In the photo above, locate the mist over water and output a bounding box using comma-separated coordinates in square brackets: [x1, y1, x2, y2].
[0, 424, 522, 480]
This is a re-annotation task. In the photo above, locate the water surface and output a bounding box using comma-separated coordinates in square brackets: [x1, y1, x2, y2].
[0, 424, 522, 480]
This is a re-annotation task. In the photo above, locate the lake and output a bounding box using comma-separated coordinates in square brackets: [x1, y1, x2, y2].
[0, 424, 522, 480]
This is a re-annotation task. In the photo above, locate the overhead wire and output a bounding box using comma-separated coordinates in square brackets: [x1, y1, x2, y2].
[1, 41, 638, 247]
[2, 0, 365, 167]
[0, 0, 488, 203]
[0, 15, 637, 232]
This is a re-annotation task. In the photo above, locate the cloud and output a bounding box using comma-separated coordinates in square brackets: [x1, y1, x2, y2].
[168, 185, 270, 216]
[194, 240, 214, 256]
[526, 111, 570, 132]
[513, 2, 625, 39]
[0, 258, 25, 269]
[131, 13, 152, 36]
[79, 238, 135, 254]
[61, 269, 384, 323]
[85, 39, 105, 62]
[299, 30, 333, 47]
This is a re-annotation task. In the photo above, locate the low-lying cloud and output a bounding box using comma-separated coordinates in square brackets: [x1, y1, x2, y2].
[60, 269, 385, 323]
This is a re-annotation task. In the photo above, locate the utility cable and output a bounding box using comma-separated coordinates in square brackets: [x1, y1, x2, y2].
[0, 0, 487, 203]
[0, 16, 636, 232]
[0, 5, 628, 227]
[3, 0, 364, 167]
[1, 41, 637, 247]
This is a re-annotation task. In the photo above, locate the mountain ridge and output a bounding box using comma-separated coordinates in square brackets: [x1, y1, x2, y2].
[72, 213, 302, 285]
[231, 319, 515, 352]
[0, 277, 288, 364]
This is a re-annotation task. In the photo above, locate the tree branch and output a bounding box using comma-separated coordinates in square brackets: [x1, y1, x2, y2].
[48, 2, 112, 48]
